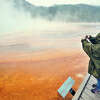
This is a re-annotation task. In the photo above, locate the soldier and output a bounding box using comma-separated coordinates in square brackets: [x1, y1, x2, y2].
[81, 33, 100, 94]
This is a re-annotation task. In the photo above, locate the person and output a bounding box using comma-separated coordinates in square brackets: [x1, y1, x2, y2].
[81, 33, 100, 94]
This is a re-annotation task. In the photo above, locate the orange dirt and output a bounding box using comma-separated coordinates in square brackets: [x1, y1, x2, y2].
[0, 49, 89, 100]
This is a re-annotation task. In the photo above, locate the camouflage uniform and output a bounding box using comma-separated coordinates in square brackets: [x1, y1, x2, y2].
[81, 33, 100, 79]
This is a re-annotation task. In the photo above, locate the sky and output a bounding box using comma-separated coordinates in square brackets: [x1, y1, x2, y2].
[26, 0, 100, 6]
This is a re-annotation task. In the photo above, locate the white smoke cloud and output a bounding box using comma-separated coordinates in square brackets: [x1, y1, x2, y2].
[0, 0, 100, 47]
[0, 0, 66, 35]
[0, 0, 33, 34]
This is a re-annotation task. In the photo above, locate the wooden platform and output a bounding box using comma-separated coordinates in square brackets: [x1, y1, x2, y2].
[72, 73, 100, 100]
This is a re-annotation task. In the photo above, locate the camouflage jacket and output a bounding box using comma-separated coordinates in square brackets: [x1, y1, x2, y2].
[81, 33, 100, 78]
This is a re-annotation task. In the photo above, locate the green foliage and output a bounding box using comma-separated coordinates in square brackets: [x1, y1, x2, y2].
[13, 0, 100, 22]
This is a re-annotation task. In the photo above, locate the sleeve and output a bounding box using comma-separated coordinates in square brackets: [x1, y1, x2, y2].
[81, 39, 92, 58]
[89, 36, 96, 44]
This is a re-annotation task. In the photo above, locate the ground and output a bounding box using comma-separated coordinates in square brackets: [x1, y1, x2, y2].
[0, 49, 89, 100]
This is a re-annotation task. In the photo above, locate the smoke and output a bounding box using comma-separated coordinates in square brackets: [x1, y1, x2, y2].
[0, 0, 100, 52]
[0, 0, 52, 35]
[0, 0, 66, 35]
[0, 0, 32, 34]
[0, 0, 100, 35]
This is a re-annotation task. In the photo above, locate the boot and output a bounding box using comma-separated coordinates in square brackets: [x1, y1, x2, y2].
[92, 84, 97, 88]
[91, 88, 100, 94]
